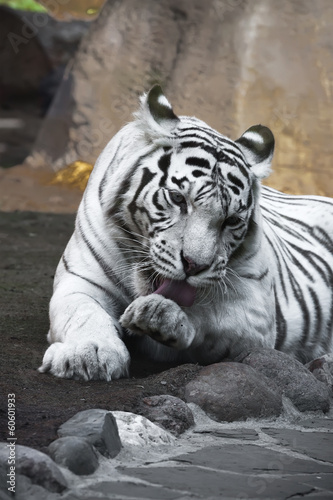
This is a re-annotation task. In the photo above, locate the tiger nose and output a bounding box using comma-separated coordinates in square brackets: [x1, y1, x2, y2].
[181, 253, 210, 277]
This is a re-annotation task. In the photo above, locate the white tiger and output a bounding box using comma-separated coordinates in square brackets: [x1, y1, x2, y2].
[39, 85, 333, 381]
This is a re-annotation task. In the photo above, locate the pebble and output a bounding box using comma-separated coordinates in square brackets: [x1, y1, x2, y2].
[241, 348, 330, 412]
[184, 362, 283, 422]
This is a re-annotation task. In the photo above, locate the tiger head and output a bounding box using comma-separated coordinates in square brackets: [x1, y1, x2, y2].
[107, 85, 274, 305]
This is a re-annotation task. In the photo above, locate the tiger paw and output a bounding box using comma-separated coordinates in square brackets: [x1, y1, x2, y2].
[38, 338, 130, 381]
[120, 294, 195, 349]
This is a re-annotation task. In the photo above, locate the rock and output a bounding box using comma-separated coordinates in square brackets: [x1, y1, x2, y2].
[306, 354, 333, 393]
[0, 442, 67, 493]
[139, 395, 194, 435]
[241, 348, 331, 413]
[112, 411, 175, 447]
[48, 436, 99, 475]
[57, 409, 122, 458]
[16, 474, 60, 500]
[184, 362, 283, 422]
[101, 413, 122, 458]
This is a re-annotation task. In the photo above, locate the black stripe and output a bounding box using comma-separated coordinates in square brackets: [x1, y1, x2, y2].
[171, 176, 188, 188]
[107, 149, 156, 218]
[185, 156, 211, 169]
[128, 167, 157, 222]
[192, 170, 206, 178]
[158, 153, 171, 187]
[227, 172, 245, 190]
[229, 185, 240, 195]
[77, 215, 132, 300]
[179, 141, 219, 160]
[274, 286, 287, 351]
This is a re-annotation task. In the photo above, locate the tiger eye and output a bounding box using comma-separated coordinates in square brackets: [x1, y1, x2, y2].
[169, 190, 186, 205]
[221, 215, 241, 231]
[226, 215, 241, 226]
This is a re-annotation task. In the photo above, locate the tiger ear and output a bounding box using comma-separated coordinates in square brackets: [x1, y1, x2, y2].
[135, 84, 179, 137]
[235, 125, 275, 179]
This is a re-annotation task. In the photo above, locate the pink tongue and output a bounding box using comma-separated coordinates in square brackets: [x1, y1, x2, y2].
[154, 279, 196, 307]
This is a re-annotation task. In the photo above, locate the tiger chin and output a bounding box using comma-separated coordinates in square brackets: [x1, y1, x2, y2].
[39, 85, 333, 381]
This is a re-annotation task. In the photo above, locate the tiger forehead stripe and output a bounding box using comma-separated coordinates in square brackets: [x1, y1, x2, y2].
[185, 157, 211, 169]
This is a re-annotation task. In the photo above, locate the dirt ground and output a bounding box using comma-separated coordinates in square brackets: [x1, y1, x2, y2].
[0, 209, 200, 453]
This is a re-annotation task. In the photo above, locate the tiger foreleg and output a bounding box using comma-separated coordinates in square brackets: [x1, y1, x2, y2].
[38, 292, 130, 381]
[120, 294, 195, 349]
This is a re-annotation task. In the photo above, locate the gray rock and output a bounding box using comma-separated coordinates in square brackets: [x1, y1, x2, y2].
[261, 428, 333, 463]
[16, 474, 61, 500]
[112, 411, 175, 447]
[0, 442, 67, 494]
[58, 409, 122, 458]
[306, 353, 333, 393]
[241, 348, 330, 413]
[48, 436, 99, 475]
[101, 413, 122, 458]
[139, 395, 194, 435]
[184, 362, 282, 422]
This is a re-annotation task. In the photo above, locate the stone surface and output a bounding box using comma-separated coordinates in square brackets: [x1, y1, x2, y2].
[241, 348, 331, 413]
[194, 428, 260, 441]
[262, 429, 333, 463]
[120, 449, 333, 500]
[184, 362, 283, 422]
[0, 443, 67, 493]
[112, 411, 175, 447]
[87, 480, 182, 499]
[48, 436, 99, 475]
[138, 395, 194, 435]
[306, 354, 333, 393]
[172, 444, 333, 474]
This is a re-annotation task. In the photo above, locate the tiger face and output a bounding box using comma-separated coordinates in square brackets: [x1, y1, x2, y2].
[108, 85, 274, 304]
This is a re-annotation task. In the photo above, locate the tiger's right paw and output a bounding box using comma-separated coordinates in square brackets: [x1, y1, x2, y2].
[38, 338, 130, 381]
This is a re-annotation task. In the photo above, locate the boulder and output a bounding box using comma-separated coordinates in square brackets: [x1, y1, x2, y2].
[184, 362, 283, 422]
[241, 348, 330, 413]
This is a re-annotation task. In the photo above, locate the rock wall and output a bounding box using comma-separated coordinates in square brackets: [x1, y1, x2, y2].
[32, 0, 333, 196]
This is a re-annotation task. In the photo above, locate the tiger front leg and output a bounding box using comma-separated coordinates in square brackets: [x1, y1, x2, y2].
[120, 294, 195, 349]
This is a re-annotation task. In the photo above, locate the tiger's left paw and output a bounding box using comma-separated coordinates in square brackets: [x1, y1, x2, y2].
[120, 294, 195, 349]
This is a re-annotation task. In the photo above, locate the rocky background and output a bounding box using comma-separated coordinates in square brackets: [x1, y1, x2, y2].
[0, 0, 333, 210]
[29, 0, 333, 197]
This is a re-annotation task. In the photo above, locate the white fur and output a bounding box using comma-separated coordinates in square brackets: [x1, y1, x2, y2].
[39, 90, 333, 381]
